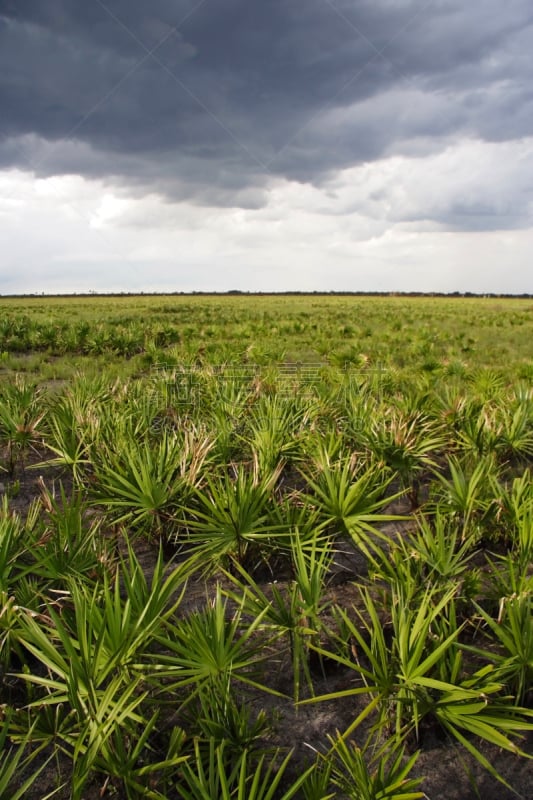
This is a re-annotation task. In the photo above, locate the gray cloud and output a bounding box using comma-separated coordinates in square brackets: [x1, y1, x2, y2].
[1, 0, 533, 222]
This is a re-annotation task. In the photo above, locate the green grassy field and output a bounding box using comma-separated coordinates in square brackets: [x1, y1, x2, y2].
[0, 295, 532, 799]
[1, 294, 532, 383]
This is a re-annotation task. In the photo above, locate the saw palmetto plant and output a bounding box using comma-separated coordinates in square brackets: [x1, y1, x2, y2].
[300, 450, 400, 541]
[184, 461, 284, 571]
[361, 406, 446, 507]
[92, 426, 213, 542]
[466, 594, 533, 706]
[174, 739, 314, 800]
[244, 392, 317, 472]
[326, 734, 424, 800]
[305, 581, 533, 790]
[14, 548, 191, 799]
[0, 378, 46, 475]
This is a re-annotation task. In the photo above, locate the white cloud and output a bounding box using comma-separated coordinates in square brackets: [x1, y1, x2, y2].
[1, 136, 533, 295]
[319, 136, 533, 229]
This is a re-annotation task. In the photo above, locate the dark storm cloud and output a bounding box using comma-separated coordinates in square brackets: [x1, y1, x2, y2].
[1, 0, 532, 214]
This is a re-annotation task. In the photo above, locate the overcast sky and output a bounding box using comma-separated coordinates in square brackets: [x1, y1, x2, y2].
[1, 0, 532, 294]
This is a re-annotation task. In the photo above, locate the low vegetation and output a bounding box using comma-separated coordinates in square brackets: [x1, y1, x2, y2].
[0, 294, 532, 798]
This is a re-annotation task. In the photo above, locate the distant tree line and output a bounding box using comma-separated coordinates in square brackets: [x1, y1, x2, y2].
[1, 290, 532, 299]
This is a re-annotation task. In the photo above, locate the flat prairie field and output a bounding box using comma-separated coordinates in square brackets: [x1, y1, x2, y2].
[0, 294, 532, 799]
[0, 293, 532, 381]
